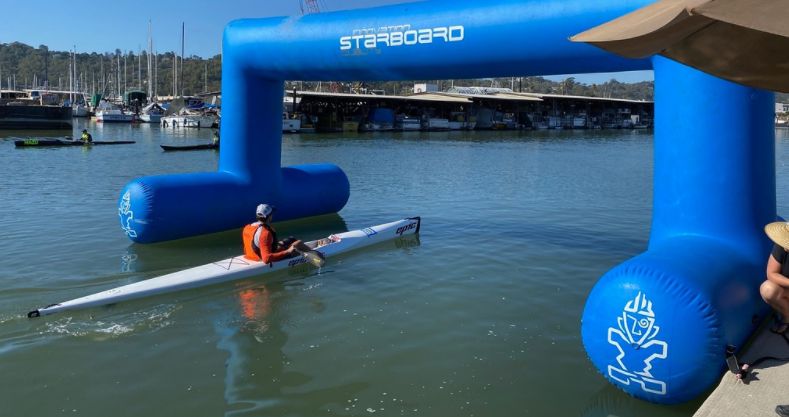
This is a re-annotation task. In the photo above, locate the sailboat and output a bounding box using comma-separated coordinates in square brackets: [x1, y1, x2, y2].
[159, 23, 218, 128]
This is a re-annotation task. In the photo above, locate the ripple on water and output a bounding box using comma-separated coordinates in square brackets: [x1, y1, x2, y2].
[37, 303, 179, 340]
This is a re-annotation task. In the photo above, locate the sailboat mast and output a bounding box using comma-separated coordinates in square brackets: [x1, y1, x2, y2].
[73, 47, 77, 94]
[180, 22, 184, 97]
[69, 48, 73, 104]
[173, 51, 176, 97]
[117, 53, 120, 99]
[148, 21, 153, 99]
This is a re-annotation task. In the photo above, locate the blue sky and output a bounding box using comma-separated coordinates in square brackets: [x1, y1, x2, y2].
[2, 0, 652, 85]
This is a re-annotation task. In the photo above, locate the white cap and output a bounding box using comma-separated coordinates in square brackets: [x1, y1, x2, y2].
[256, 204, 274, 218]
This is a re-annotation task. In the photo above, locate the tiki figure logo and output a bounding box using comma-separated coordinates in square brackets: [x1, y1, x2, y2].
[606, 292, 668, 395]
[118, 191, 138, 238]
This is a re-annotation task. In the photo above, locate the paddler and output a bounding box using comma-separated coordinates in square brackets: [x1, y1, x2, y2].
[80, 129, 93, 143]
[242, 203, 325, 266]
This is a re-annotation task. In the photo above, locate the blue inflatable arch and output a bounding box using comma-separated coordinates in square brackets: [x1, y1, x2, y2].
[118, 0, 775, 404]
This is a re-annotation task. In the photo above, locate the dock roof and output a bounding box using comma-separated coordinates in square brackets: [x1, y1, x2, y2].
[294, 90, 649, 105]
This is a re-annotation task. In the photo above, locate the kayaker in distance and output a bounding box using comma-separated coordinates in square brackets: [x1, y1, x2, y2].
[242, 203, 324, 265]
[80, 129, 93, 143]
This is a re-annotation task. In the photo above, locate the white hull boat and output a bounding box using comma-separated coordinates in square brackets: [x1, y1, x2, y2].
[28, 217, 421, 317]
[283, 118, 301, 133]
[72, 104, 90, 118]
[140, 113, 162, 123]
[161, 114, 216, 128]
[396, 117, 421, 131]
[423, 118, 450, 131]
[96, 109, 134, 123]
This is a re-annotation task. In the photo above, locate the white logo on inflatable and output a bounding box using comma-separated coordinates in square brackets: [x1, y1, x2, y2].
[340, 24, 464, 51]
[606, 291, 668, 395]
[118, 190, 138, 238]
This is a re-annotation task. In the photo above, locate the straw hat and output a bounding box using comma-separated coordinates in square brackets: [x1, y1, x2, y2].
[765, 222, 789, 249]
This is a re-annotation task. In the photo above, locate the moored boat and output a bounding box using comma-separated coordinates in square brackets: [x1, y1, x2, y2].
[139, 103, 165, 123]
[0, 104, 73, 129]
[422, 118, 450, 131]
[72, 103, 90, 118]
[95, 100, 134, 123]
[283, 114, 301, 133]
[95, 109, 134, 123]
[0, 90, 72, 129]
[161, 112, 216, 128]
[395, 115, 421, 131]
[27, 217, 421, 317]
[361, 108, 395, 131]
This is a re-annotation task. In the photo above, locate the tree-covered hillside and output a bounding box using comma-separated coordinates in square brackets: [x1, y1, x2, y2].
[2, 41, 658, 100]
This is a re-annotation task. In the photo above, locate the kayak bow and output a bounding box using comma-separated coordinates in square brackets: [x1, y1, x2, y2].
[160, 143, 219, 151]
[28, 217, 421, 317]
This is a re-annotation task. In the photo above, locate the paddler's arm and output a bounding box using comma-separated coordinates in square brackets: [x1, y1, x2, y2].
[767, 245, 789, 288]
[259, 230, 295, 264]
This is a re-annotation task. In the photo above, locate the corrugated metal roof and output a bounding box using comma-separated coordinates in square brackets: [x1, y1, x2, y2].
[489, 92, 543, 102]
[296, 91, 388, 100]
[292, 90, 650, 104]
[436, 92, 543, 102]
[508, 91, 652, 104]
[295, 90, 471, 103]
[402, 93, 471, 103]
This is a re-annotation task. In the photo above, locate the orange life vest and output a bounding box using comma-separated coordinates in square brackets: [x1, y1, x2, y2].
[242, 221, 277, 261]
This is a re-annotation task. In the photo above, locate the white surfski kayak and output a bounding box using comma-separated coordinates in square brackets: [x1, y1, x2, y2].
[28, 217, 421, 317]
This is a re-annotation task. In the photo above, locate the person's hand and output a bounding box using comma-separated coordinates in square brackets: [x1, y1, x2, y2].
[734, 363, 750, 383]
[287, 244, 297, 254]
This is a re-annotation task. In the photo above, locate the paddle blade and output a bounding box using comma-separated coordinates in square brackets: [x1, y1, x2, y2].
[303, 250, 325, 268]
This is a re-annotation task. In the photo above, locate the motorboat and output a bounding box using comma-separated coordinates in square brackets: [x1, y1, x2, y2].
[140, 103, 165, 123]
[395, 115, 421, 131]
[283, 113, 301, 133]
[360, 108, 395, 131]
[422, 118, 450, 131]
[161, 110, 216, 128]
[95, 100, 133, 123]
[95, 108, 134, 123]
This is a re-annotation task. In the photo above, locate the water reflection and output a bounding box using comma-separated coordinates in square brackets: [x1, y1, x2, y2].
[215, 282, 370, 416]
[0, 129, 73, 140]
[580, 384, 698, 417]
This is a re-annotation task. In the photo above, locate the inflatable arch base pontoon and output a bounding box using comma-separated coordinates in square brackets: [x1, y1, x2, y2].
[118, 165, 349, 244]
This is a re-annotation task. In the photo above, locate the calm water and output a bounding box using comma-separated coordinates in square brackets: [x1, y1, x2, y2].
[2, 121, 787, 417]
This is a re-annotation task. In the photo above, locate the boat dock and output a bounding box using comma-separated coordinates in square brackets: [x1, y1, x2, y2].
[282, 87, 655, 132]
[694, 324, 789, 417]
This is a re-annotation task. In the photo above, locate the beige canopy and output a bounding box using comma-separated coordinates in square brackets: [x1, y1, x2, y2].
[571, 0, 789, 92]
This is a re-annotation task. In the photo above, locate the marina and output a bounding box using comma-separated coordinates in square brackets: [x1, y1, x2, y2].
[2, 86, 652, 133]
[2, 0, 789, 415]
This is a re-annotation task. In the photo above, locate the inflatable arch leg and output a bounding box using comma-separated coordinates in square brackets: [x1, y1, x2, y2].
[117, 0, 652, 243]
[118, 82, 350, 244]
[581, 56, 776, 404]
